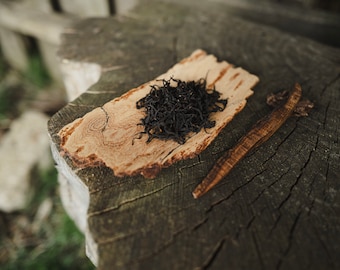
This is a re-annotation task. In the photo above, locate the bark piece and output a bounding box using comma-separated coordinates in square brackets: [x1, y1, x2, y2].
[58, 49, 259, 178]
[193, 83, 304, 198]
[48, 2, 340, 268]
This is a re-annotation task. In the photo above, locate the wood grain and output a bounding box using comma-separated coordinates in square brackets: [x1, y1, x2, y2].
[48, 1, 340, 269]
[58, 49, 259, 178]
[193, 83, 302, 198]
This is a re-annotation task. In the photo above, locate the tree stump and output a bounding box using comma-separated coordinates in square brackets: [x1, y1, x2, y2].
[48, 1, 340, 269]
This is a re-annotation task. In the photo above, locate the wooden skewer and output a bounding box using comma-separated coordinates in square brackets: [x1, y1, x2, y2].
[192, 83, 303, 199]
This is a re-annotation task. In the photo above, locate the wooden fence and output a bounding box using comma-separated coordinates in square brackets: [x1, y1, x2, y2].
[0, 0, 138, 83]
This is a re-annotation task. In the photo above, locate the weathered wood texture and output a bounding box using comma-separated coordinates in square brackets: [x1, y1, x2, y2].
[0, 27, 29, 71]
[49, 1, 340, 269]
[0, 1, 73, 46]
[59, 0, 110, 17]
[155, 0, 340, 47]
[58, 50, 259, 179]
[0, 1, 75, 82]
[0, 0, 139, 83]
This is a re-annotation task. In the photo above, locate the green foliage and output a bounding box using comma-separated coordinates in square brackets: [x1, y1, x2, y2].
[3, 214, 94, 270]
[1, 167, 95, 270]
[0, 84, 24, 122]
[0, 47, 93, 270]
[0, 51, 51, 124]
[0, 52, 19, 118]
[27, 167, 59, 212]
[25, 53, 51, 88]
[0, 53, 8, 80]
[0, 85, 11, 116]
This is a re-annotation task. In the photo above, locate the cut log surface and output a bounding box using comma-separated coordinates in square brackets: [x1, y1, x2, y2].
[49, 1, 340, 269]
[59, 49, 259, 178]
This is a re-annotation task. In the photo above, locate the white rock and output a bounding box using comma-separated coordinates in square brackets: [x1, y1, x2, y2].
[0, 110, 50, 212]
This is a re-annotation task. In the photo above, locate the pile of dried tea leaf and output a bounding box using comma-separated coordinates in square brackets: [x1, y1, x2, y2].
[136, 78, 227, 144]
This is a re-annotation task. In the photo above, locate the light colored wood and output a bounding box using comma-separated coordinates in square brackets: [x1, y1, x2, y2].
[59, 60, 102, 101]
[59, 0, 110, 17]
[52, 145, 89, 232]
[0, 2, 74, 45]
[114, 0, 139, 14]
[0, 27, 29, 71]
[19, 0, 53, 13]
[51, 143, 98, 265]
[58, 49, 259, 178]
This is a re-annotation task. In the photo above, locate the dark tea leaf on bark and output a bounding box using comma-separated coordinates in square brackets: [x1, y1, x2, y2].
[136, 78, 227, 144]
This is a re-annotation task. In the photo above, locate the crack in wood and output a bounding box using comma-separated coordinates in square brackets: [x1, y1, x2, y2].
[320, 73, 340, 97]
[96, 231, 137, 245]
[269, 126, 318, 235]
[205, 176, 257, 214]
[178, 160, 204, 176]
[252, 231, 265, 270]
[126, 226, 188, 268]
[250, 165, 291, 206]
[197, 237, 226, 270]
[206, 166, 268, 214]
[100, 106, 109, 132]
[276, 210, 302, 270]
[307, 197, 316, 216]
[191, 217, 209, 231]
[193, 84, 304, 198]
[88, 182, 176, 217]
[47, 2, 340, 268]
[311, 223, 337, 269]
[323, 162, 331, 201]
[261, 122, 298, 166]
[177, 156, 204, 186]
[246, 215, 257, 230]
[321, 100, 331, 131]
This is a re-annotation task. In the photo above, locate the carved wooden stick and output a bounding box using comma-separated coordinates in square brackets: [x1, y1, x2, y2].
[192, 83, 303, 199]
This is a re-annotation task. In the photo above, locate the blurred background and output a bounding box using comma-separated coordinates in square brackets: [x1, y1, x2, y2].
[0, 0, 339, 269]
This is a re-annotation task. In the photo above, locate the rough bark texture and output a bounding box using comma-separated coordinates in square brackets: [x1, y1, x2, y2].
[48, 1, 340, 269]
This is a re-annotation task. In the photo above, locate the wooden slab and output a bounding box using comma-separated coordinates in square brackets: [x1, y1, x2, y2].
[58, 49, 259, 178]
[48, 1, 340, 269]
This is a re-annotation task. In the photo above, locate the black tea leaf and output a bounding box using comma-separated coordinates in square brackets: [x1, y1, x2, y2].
[136, 78, 227, 144]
